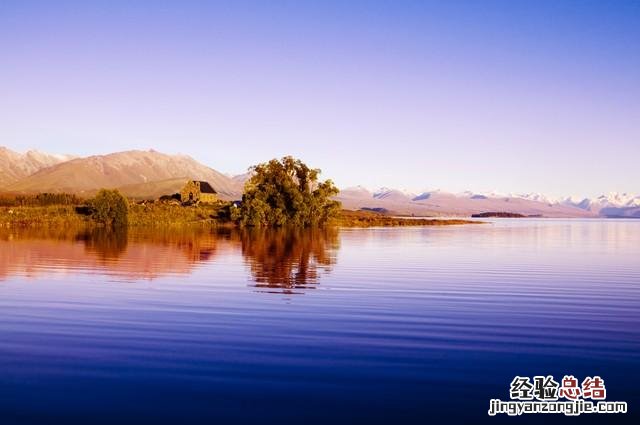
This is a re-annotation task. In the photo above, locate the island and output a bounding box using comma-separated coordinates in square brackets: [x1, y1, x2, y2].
[472, 212, 527, 218]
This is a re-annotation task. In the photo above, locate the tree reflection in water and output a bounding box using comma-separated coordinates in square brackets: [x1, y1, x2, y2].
[238, 227, 340, 294]
[77, 227, 129, 260]
[0, 226, 340, 290]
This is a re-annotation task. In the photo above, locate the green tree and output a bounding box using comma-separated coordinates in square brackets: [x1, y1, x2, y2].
[239, 156, 341, 227]
[89, 189, 129, 227]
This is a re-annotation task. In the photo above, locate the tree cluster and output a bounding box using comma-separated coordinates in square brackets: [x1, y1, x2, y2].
[239, 156, 340, 227]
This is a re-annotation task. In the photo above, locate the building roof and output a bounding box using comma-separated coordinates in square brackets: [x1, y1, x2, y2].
[195, 180, 217, 194]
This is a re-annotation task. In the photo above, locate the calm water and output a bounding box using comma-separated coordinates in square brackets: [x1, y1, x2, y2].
[0, 220, 638, 424]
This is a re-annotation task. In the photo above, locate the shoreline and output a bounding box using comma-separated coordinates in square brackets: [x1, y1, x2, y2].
[0, 205, 481, 229]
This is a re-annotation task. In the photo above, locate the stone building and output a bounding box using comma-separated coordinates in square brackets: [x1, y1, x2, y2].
[180, 180, 217, 204]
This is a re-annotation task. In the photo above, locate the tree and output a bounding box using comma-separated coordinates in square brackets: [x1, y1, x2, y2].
[89, 189, 129, 227]
[239, 156, 341, 227]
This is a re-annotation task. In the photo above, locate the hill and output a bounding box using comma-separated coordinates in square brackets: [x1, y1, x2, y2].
[5, 149, 242, 200]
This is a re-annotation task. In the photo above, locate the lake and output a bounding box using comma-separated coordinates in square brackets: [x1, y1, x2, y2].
[0, 220, 638, 424]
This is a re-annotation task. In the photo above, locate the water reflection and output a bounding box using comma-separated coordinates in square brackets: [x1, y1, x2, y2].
[0, 226, 339, 292]
[77, 227, 128, 260]
[239, 227, 339, 293]
[1, 222, 639, 424]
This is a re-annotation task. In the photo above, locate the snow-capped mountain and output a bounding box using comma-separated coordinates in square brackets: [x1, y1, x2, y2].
[559, 192, 640, 217]
[335, 186, 639, 218]
[336, 187, 595, 217]
[595, 193, 640, 207]
[373, 187, 417, 202]
[511, 193, 559, 205]
[562, 192, 639, 209]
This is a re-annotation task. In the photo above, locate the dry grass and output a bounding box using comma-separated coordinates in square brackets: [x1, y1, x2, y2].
[0, 203, 225, 229]
[0, 205, 89, 228]
[127, 203, 225, 227]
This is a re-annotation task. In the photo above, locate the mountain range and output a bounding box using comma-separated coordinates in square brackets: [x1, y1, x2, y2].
[0, 147, 637, 217]
[0, 148, 242, 200]
[337, 187, 640, 218]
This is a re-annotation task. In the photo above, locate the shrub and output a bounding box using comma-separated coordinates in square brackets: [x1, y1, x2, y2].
[158, 193, 181, 203]
[89, 189, 129, 227]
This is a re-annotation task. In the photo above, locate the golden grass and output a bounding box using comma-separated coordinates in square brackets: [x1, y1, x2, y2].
[127, 203, 225, 227]
[0, 205, 89, 228]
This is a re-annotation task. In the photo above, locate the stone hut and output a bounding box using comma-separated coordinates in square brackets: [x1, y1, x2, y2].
[180, 180, 217, 204]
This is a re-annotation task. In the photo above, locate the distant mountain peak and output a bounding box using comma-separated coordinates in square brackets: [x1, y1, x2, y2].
[336, 184, 637, 218]
[0, 146, 74, 187]
[372, 187, 416, 201]
[596, 192, 640, 207]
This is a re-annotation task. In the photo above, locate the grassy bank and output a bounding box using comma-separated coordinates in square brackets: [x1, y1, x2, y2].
[0, 204, 226, 228]
[127, 203, 232, 227]
[0, 205, 89, 228]
[1, 204, 479, 229]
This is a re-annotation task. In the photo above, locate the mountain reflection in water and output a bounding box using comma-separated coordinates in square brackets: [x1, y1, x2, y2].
[0, 226, 339, 293]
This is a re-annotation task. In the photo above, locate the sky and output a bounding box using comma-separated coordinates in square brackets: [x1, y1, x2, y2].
[1, 0, 638, 198]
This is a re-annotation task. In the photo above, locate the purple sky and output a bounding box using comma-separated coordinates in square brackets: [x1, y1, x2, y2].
[1, 1, 638, 197]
